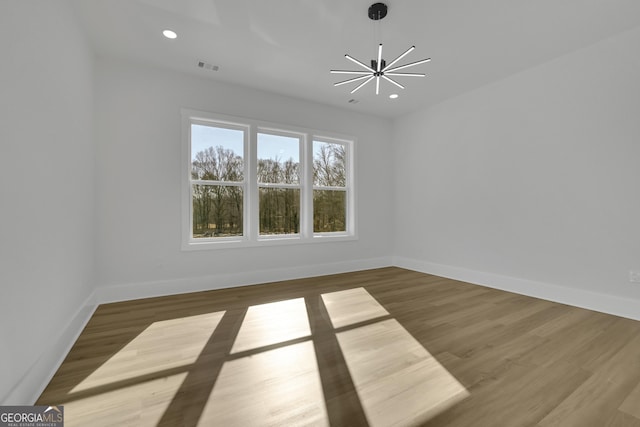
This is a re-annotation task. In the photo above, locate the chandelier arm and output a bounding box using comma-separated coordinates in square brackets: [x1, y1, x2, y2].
[381, 75, 405, 89]
[385, 72, 426, 77]
[330, 70, 372, 75]
[345, 55, 375, 72]
[351, 75, 375, 93]
[334, 74, 373, 87]
[381, 46, 415, 72]
[376, 76, 381, 94]
[384, 58, 431, 73]
[376, 44, 383, 72]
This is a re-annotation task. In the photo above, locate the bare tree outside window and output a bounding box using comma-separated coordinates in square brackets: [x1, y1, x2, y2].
[191, 124, 244, 238]
[258, 133, 300, 235]
[313, 141, 347, 233]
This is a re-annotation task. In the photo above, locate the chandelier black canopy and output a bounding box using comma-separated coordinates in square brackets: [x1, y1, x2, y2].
[330, 3, 431, 95]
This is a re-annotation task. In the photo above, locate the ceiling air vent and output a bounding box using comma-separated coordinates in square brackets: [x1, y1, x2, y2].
[197, 60, 219, 71]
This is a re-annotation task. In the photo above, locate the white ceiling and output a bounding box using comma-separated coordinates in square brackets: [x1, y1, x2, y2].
[71, 0, 640, 119]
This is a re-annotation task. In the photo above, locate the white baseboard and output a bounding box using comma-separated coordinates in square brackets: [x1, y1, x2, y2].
[393, 256, 640, 321]
[95, 256, 394, 304]
[2, 291, 97, 405]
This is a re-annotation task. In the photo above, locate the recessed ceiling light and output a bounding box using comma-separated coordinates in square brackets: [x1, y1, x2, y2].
[162, 29, 177, 39]
[389, 93, 399, 99]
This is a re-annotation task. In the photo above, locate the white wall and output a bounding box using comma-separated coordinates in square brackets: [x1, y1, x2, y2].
[4, 0, 637, 405]
[93, 58, 394, 301]
[393, 27, 640, 317]
[0, 1, 96, 403]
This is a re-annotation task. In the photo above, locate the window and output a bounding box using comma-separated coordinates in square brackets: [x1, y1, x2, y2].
[313, 140, 347, 234]
[189, 123, 247, 240]
[257, 132, 301, 236]
[182, 110, 355, 249]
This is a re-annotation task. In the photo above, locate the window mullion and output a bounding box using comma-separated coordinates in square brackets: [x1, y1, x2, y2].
[312, 185, 346, 191]
[191, 180, 244, 187]
[300, 134, 313, 240]
[258, 183, 301, 189]
[247, 125, 259, 242]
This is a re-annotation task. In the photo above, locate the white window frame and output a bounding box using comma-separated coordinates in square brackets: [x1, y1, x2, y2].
[255, 128, 304, 241]
[311, 137, 354, 238]
[181, 109, 356, 250]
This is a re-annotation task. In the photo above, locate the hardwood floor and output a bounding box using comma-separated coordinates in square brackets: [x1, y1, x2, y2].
[37, 267, 640, 426]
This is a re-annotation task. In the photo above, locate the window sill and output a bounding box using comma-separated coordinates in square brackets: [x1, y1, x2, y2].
[181, 233, 357, 251]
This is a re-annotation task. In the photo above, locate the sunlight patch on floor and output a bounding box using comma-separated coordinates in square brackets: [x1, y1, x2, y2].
[70, 311, 225, 393]
[336, 318, 470, 427]
[231, 298, 311, 353]
[64, 373, 188, 427]
[199, 341, 328, 426]
[321, 287, 390, 328]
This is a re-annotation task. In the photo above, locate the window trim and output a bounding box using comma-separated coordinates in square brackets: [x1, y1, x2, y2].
[181, 109, 357, 251]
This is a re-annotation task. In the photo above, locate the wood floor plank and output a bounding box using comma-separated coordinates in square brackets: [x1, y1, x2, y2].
[619, 381, 640, 419]
[441, 327, 548, 389]
[36, 267, 640, 427]
[519, 310, 617, 368]
[425, 359, 591, 427]
[579, 318, 640, 373]
[538, 332, 640, 426]
[528, 306, 593, 337]
[606, 411, 640, 427]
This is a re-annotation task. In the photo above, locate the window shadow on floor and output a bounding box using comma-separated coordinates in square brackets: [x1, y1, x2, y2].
[37, 268, 469, 427]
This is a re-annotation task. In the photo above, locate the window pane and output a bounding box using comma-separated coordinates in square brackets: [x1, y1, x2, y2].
[259, 188, 300, 235]
[313, 141, 346, 187]
[313, 190, 346, 233]
[257, 133, 300, 184]
[191, 124, 244, 181]
[192, 184, 243, 238]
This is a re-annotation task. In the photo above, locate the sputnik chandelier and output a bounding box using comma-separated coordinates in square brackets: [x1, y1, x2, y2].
[331, 3, 431, 95]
